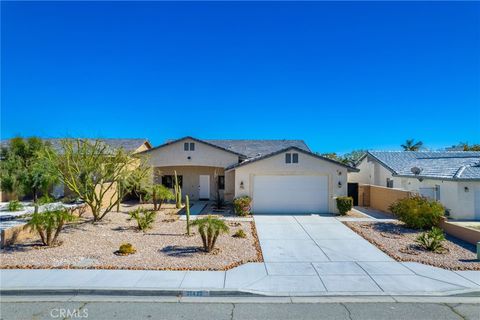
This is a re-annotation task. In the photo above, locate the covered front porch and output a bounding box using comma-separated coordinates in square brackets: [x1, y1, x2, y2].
[153, 166, 235, 202]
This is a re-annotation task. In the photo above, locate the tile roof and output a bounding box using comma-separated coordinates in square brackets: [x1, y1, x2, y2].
[141, 136, 311, 159]
[226, 146, 359, 172]
[367, 151, 480, 181]
[0, 138, 150, 153]
[205, 139, 310, 158]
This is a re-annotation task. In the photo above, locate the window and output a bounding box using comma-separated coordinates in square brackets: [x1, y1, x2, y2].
[285, 153, 298, 164]
[184, 142, 195, 151]
[285, 153, 292, 163]
[218, 176, 225, 190]
[162, 175, 183, 188]
[292, 153, 299, 163]
[386, 178, 394, 188]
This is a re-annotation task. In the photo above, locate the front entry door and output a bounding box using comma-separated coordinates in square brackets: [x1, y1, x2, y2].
[199, 175, 210, 200]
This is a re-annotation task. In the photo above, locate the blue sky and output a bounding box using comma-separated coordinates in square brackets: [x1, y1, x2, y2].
[1, 2, 479, 154]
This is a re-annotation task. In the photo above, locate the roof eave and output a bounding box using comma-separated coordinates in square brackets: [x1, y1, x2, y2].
[392, 173, 480, 182]
[136, 136, 245, 157]
[365, 151, 399, 175]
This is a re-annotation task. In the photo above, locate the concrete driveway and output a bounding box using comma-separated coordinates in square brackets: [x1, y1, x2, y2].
[247, 214, 480, 295]
[255, 215, 392, 263]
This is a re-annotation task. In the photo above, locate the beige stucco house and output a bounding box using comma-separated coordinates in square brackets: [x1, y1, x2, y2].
[349, 151, 480, 220]
[139, 137, 358, 214]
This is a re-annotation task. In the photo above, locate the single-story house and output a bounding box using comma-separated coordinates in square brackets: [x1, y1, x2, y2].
[0, 138, 152, 201]
[348, 151, 480, 220]
[138, 137, 358, 214]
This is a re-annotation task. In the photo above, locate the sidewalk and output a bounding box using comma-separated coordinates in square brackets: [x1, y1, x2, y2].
[1, 262, 479, 296]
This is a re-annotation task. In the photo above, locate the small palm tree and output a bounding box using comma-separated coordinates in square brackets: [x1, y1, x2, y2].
[151, 184, 174, 210]
[25, 206, 76, 246]
[191, 215, 229, 252]
[128, 207, 157, 232]
[401, 139, 423, 151]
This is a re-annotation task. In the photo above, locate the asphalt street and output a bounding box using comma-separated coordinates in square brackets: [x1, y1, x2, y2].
[1, 298, 479, 320]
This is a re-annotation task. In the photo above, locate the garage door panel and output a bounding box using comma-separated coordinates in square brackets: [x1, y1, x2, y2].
[253, 175, 328, 214]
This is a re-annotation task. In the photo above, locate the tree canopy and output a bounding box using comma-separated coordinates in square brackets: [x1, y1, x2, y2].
[42, 139, 147, 221]
[0, 137, 59, 201]
[401, 139, 423, 151]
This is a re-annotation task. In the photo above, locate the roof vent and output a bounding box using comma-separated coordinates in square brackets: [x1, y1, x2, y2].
[411, 167, 422, 175]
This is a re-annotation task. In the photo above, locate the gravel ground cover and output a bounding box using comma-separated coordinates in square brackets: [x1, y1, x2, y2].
[344, 221, 480, 270]
[0, 203, 263, 270]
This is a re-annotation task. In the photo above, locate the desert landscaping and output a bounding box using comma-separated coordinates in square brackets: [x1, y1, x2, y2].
[345, 221, 479, 271]
[0, 203, 262, 270]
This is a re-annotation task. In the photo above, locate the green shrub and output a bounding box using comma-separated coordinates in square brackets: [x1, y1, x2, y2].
[336, 196, 353, 215]
[8, 200, 23, 211]
[129, 207, 157, 232]
[233, 196, 251, 216]
[191, 215, 229, 252]
[25, 207, 76, 246]
[389, 196, 444, 229]
[233, 229, 247, 238]
[38, 194, 54, 205]
[118, 243, 136, 255]
[416, 227, 446, 253]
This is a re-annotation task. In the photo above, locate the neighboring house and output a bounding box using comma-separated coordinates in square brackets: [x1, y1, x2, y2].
[0, 138, 152, 154]
[138, 137, 358, 214]
[349, 151, 480, 220]
[0, 138, 151, 201]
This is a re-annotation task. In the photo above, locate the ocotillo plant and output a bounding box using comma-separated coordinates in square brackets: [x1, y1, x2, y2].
[174, 170, 182, 208]
[185, 195, 191, 235]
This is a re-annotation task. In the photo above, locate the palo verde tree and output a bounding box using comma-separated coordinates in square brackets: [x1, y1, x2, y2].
[0, 137, 59, 202]
[43, 139, 140, 222]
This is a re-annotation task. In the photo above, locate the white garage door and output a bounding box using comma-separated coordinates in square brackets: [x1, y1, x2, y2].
[252, 175, 329, 214]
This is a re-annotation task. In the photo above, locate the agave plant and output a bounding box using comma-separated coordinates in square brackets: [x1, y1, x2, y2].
[191, 215, 229, 252]
[416, 227, 446, 253]
[128, 207, 157, 232]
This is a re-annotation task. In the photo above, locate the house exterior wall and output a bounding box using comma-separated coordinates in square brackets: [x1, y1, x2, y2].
[224, 170, 235, 202]
[349, 157, 395, 188]
[348, 158, 371, 184]
[154, 166, 226, 201]
[232, 151, 348, 214]
[142, 138, 239, 168]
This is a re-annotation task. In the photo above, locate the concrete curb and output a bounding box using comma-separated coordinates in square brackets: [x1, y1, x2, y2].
[2, 287, 479, 298]
[1, 293, 480, 304]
